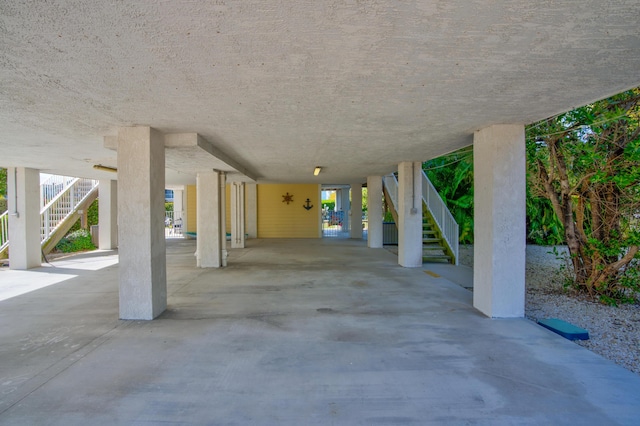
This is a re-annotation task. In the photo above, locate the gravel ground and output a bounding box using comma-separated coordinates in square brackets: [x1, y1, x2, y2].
[459, 245, 640, 376]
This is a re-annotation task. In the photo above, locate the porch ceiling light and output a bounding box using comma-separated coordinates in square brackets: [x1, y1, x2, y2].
[314, 166, 322, 176]
[93, 164, 118, 173]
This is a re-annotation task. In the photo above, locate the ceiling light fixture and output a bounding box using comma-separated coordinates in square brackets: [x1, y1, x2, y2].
[314, 166, 322, 176]
[93, 164, 118, 173]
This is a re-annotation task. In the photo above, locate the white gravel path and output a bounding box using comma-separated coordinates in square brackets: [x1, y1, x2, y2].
[459, 245, 640, 375]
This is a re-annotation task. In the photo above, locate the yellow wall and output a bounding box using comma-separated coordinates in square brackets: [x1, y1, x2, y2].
[257, 184, 321, 238]
[187, 185, 197, 233]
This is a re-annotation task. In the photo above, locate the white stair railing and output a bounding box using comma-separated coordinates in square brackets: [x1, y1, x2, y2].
[382, 174, 399, 209]
[382, 171, 459, 265]
[421, 170, 459, 265]
[0, 210, 8, 254]
[41, 178, 98, 242]
[41, 175, 76, 208]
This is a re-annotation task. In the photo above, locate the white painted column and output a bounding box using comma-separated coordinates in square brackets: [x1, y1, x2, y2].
[220, 173, 228, 266]
[196, 171, 223, 268]
[473, 124, 526, 318]
[367, 176, 383, 248]
[7, 167, 41, 269]
[398, 161, 423, 267]
[182, 187, 189, 236]
[117, 127, 166, 320]
[98, 179, 118, 249]
[231, 182, 245, 248]
[172, 188, 184, 236]
[350, 183, 363, 239]
[173, 188, 184, 224]
[246, 183, 257, 238]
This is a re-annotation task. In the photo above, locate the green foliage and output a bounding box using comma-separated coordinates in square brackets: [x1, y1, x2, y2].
[423, 147, 474, 243]
[0, 168, 6, 199]
[322, 201, 335, 211]
[0, 199, 6, 213]
[526, 193, 564, 245]
[68, 199, 99, 233]
[527, 87, 640, 304]
[165, 202, 173, 212]
[55, 229, 95, 253]
[87, 199, 99, 226]
[383, 211, 394, 223]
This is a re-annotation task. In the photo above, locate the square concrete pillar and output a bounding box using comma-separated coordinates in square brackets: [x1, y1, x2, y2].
[7, 167, 41, 269]
[172, 188, 184, 235]
[367, 176, 383, 248]
[196, 171, 224, 267]
[246, 183, 257, 239]
[117, 127, 167, 320]
[182, 187, 190, 236]
[350, 183, 363, 239]
[220, 174, 228, 266]
[231, 182, 245, 248]
[473, 124, 526, 318]
[398, 161, 423, 267]
[98, 179, 118, 250]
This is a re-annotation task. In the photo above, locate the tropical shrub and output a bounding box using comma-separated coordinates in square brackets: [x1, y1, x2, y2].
[55, 229, 95, 253]
[527, 88, 640, 304]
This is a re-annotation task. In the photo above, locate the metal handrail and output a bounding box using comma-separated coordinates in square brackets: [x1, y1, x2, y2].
[40, 175, 76, 208]
[40, 178, 98, 242]
[382, 171, 459, 265]
[382, 174, 398, 209]
[421, 170, 459, 265]
[0, 210, 8, 254]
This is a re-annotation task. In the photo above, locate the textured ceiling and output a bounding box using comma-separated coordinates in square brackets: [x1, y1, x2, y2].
[1, 1, 639, 184]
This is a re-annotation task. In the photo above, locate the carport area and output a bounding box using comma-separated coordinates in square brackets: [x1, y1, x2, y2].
[1, 239, 639, 425]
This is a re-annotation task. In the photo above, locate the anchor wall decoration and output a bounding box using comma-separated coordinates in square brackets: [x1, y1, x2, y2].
[303, 198, 314, 210]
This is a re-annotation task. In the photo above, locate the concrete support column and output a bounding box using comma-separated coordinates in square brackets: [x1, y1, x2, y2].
[367, 176, 383, 248]
[350, 183, 363, 239]
[398, 161, 423, 267]
[231, 182, 245, 249]
[246, 183, 257, 238]
[473, 124, 526, 318]
[182, 187, 189, 236]
[173, 188, 184, 226]
[98, 179, 118, 249]
[196, 171, 223, 268]
[117, 127, 166, 320]
[7, 167, 41, 269]
[220, 174, 228, 266]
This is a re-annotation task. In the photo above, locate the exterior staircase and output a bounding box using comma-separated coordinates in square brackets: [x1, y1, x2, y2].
[383, 171, 459, 265]
[0, 175, 99, 257]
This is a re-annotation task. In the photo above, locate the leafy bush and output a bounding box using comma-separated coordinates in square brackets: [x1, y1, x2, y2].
[68, 199, 99, 233]
[55, 229, 95, 253]
[322, 201, 335, 211]
[423, 147, 474, 243]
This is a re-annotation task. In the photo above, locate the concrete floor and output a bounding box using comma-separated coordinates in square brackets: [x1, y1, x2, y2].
[1, 238, 639, 425]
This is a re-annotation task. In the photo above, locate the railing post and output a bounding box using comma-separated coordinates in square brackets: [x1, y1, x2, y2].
[43, 210, 49, 241]
[70, 182, 75, 211]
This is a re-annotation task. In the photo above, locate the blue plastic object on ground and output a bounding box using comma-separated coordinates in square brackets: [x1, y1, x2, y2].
[537, 318, 589, 340]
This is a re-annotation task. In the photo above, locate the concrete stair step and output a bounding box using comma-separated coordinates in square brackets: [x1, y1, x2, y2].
[422, 254, 451, 263]
[422, 238, 441, 244]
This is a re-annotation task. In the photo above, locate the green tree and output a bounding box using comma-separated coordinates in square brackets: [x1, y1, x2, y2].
[423, 147, 474, 243]
[0, 168, 6, 199]
[527, 88, 640, 303]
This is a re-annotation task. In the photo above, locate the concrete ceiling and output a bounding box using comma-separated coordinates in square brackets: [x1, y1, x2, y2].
[1, 1, 639, 185]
